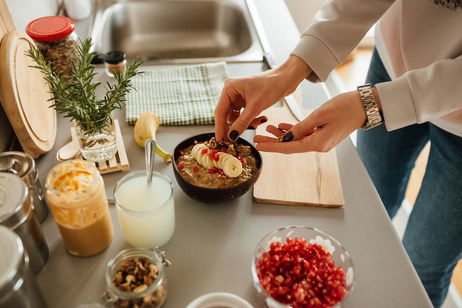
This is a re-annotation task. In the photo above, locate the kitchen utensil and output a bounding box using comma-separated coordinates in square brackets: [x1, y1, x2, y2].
[0, 173, 49, 274]
[0, 151, 49, 222]
[56, 139, 80, 161]
[0, 31, 57, 158]
[263, 52, 305, 121]
[145, 139, 156, 184]
[0, 226, 48, 308]
[251, 226, 354, 307]
[0, 0, 14, 38]
[253, 107, 344, 207]
[172, 133, 262, 203]
[0, 0, 15, 153]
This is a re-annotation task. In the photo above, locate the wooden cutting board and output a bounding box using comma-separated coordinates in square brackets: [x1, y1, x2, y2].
[253, 107, 345, 207]
[0, 0, 14, 39]
[0, 31, 57, 158]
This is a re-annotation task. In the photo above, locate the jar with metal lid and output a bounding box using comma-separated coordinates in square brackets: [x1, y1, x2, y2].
[0, 226, 48, 308]
[0, 173, 49, 274]
[105, 51, 127, 78]
[0, 151, 48, 222]
[103, 247, 171, 308]
[26, 16, 79, 79]
[45, 160, 114, 257]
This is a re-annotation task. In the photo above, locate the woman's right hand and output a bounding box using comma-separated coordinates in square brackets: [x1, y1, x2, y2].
[214, 55, 312, 142]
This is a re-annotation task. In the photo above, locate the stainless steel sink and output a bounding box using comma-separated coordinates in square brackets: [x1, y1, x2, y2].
[91, 0, 263, 64]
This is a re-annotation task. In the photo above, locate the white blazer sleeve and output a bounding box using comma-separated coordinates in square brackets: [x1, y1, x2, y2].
[377, 55, 462, 131]
[291, 0, 395, 82]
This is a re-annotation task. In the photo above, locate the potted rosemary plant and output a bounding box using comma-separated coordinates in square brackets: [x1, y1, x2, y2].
[28, 38, 142, 162]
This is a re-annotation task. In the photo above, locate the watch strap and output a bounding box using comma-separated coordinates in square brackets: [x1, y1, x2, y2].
[357, 84, 383, 130]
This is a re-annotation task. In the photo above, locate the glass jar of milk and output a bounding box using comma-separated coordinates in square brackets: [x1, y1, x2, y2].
[114, 171, 175, 248]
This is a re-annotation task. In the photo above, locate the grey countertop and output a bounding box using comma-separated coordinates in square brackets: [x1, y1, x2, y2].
[35, 1, 432, 307]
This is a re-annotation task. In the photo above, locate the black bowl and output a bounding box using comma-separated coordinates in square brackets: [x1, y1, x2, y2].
[172, 133, 262, 203]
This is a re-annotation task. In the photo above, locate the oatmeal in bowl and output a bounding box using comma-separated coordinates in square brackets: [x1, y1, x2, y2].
[173, 133, 262, 203]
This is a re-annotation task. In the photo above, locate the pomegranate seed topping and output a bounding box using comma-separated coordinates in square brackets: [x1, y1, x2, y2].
[256, 238, 346, 308]
[178, 161, 185, 169]
[192, 166, 200, 173]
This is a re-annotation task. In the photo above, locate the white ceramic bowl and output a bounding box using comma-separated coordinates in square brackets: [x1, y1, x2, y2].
[186, 292, 253, 308]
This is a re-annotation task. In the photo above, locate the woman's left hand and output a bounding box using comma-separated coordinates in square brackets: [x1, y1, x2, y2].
[254, 90, 373, 153]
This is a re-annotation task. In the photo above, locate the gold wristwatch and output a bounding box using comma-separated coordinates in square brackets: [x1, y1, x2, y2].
[357, 84, 383, 130]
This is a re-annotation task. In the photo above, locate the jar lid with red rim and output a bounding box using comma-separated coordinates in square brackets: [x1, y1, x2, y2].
[26, 16, 75, 42]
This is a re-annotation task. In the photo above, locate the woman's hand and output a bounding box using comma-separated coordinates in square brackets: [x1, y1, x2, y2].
[214, 55, 311, 142]
[254, 90, 379, 153]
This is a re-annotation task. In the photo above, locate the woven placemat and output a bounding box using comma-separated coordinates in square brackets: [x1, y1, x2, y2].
[126, 62, 228, 126]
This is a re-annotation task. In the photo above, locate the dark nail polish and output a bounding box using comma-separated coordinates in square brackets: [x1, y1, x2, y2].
[229, 130, 239, 141]
[260, 118, 268, 124]
[281, 131, 293, 142]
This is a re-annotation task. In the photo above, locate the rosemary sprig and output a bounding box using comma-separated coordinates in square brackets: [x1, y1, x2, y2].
[27, 38, 143, 135]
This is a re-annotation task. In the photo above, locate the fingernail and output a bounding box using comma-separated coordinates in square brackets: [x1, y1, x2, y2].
[260, 118, 268, 123]
[229, 130, 239, 141]
[281, 131, 293, 142]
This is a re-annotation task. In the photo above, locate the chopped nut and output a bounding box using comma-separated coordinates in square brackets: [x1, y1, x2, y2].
[114, 271, 123, 283]
[112, 257, 167, 308]
[125, 275, 136, 284]
[133, 285, 148, 293]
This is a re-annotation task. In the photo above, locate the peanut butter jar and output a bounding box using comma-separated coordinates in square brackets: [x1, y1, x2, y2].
[45, 160, 114, 257]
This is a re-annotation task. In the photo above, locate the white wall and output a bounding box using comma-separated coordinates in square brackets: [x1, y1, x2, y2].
[6, 0, 59, 33]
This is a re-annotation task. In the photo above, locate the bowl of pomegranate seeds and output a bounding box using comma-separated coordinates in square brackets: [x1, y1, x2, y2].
[252, 226, 355, 308]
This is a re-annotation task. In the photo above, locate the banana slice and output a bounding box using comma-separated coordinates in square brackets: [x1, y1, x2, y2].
[198, 150, 208, 167]
[191, 144, 206, 159]
[223, 155, 243, 178]
[191, 144, 243, 177]
[218, 154, 232, 170]
[213, 152, 224, 168]
[204, 154, 214, 169]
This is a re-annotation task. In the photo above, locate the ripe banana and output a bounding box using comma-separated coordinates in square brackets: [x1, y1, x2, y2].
[133, 112, 172, 164]
[191, 144, 243, 178]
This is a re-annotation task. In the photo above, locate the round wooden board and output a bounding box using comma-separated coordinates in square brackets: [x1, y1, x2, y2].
[0, 31, 56, 158]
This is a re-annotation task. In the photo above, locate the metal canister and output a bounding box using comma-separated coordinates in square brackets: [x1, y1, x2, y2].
[0, 225, 48, 308]
[0, 173, 49, 274]
[0, 151, 49, 222]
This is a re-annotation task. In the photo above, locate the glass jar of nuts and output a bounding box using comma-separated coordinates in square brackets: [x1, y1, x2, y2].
[26, 16, 79, 79]
[104, 248, 171, 308]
